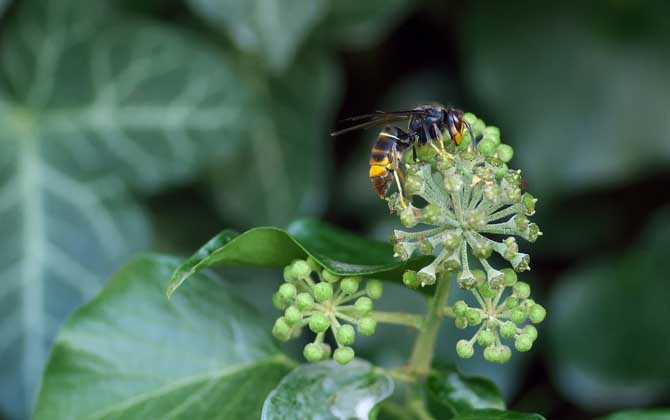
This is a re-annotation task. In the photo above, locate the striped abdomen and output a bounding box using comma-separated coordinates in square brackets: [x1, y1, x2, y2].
[369, 128, 398, 198]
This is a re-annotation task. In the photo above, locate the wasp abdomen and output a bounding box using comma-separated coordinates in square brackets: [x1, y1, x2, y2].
[368, 128, 398, 198]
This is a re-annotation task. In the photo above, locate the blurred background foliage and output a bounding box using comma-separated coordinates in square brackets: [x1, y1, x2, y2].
[0, 0, 668, 419]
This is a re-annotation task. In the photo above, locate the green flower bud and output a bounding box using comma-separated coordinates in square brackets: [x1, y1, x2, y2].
[495, 162, 509, 180]
[418, 239, 434, 255]
[272, 292, 288, 310]
[496, 144, 514, 163]
[523, 324, 538, 341]
[513, 282, 531, 299]
[295, 292, 314, 311]
[309, 313, 330, 333]
[436, 155, 453, 172]
[471, 269, 486, 286]
[504, 296, 520, 309]
[422, 203, 444, 224]
[453, 300, 468, 317]
[402, 270, 419, 288]
[334, 346, 355, 365]
[514, 214, 529, 231]
[416, 271, 436, 287]
[483, 184, 502, 203]
[471, 241, 493, 259]
[515, 335, 533, 352]
[303, 342, 324, 362]
[355, 297, 373, 316]
[272, 317, 291, 341]
[400, 206, 418, 228]
[291, 260, 312, 279]
[340, 277, 361, 294]
[358, 317, 377, 336]
[511, 253, 530, 272]
[466, 308, 482, 325]
[464, 209, 486, 230]
[458, 270, 476, 289]
[365, 279, 384, 299]
[502, 237, 519, 260]
[478, 137, 497, 156]
[278, 283, 297, 301]
[522, 193, 537, 215]
[500, 320, 517, 339]
[487, 268, 505, 288]
[442, 231, 462, 250]
[322, 270, 340, 283]
[455, 316, 468, 329]
[313, 282, 334, 302]
[443, 174, 464, 193]
[477, 329, 495, 347]
[526, 223, 542, 242]
[284, 306, 302, 325]
[510, 307, 527, 324]
[483, 345, 498, 362]
[498, 345, 512, 363]
[283, 266, 296, 283]
[306, 256, 321, 272]
[485, 126, 501, 142]
[456, 339, 475, 359]
[479, 282, 496, 299]
[336, 324, 356, 345]
[501, 268, 517, 287]
[404, 174, 423, 196]
[528, 304, 547, 324]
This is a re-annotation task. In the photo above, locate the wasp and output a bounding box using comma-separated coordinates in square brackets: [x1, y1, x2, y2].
[331, 104, 476, 208]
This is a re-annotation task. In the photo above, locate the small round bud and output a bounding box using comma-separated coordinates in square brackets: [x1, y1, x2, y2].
[500, 320, 517, 339]
[528, 304, 547, 324]
[477, 329, 495, 347]
[511, 253, 530, 272]
[483, 345, 498, 362]
[456, 339, 474, 359]
[334, 346, 355, 365]
[283, 266, 297, 283]
[442, 231, 462, 250]
[454, 316, 468, 329]
[471, 242, 493, 259]
[278, 283, 297, 301]
[495, 162, 509, 180]
[272, 317, 291, 341]
[453, 300, 468, 317]
[523, 324, 538, 341]
[291, 260, 311, 279]
[336, 324, 356, 345]
[418, 239, 434, 255]
[513, 282, 531, 299]
[485, 126, 501, 143]
[322, 270, 340, 283]
[365, 279, 384, 299]
[526, 223, 542, 242]
[303, 343, 324, 362]
[402, 270, 419, 289]
[400, 206, 418, 228]
[306, 256, 321, 272]
[313, 282, 334, 302]
[417, 271, 436, 286]
[355, 297, 373, 316]
[340, 277, 360, 294]
[295, 292, 314, 310]
[309, 313, 330, 333]
[510, 307, 527, 324]
[422, 203, 444, 224]
[358, 317, 377, 336]
[478, 137, 497, 156]
[466, 308, 482, 326]
[472, 269, 486, 286]
[272, 292, 288, 310]
[501, 268, 517, 286]
[522, 193, 537, 214]
[478, 282, 497, 299]
[515, 335, 533, 352]
[504, 296, 520, 309]
[496, 144, 514, 163]
[498, 345, 512, 363]
[284, 306, 302, 325]
[514, 214, 529, 231]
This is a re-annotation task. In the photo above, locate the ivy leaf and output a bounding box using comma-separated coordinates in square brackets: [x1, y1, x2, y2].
[186, 0, 328, 72]
[0, 0, 247, 417]
[450, 410, 545, 420]
[261, 359, 393, 420]
[596, 409, 670, 420]
[427, 364, 505, 419]
[547, 208, 670, 410]
[208, 52, 340, 226]
[33, 255, 293, 420]
[166, 219, 432, 298]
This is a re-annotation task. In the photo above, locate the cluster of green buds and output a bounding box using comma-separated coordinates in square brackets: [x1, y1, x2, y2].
[390, 113, 546, 362]
[272, 257, 384, 365]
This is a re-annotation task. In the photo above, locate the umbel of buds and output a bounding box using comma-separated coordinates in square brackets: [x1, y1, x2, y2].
[390, 113, 545, 363]
[272, 257, 384, 365]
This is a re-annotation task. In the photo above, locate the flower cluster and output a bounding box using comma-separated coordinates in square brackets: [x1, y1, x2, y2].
[272, 258, 383, 365]
[390, 113, 545, 362]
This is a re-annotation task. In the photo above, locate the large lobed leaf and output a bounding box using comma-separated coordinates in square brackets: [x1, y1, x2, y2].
[0, 0, 247, 417]
[33, 254, 293, 420]
[166, 219, 433, 298]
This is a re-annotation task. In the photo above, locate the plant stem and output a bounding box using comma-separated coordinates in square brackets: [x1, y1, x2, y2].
[370, 311, 423, 329]
[406, 277, 451, 375]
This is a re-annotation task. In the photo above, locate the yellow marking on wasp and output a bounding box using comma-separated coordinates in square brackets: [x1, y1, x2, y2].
[379, 132, 401, 140]
[453, 131, 462, 145]
[371, 156, 390, 167]
[369, 165, 387, 178]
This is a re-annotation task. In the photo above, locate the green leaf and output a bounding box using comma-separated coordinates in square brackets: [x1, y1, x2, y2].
[187, 0, 328, 72]
[450, 409, 545, 420]
[166, 219, 432, 298]
[597, 409, 670, 420]
[427, 364, 505, 419]
[0, 1, 248, 417]
[547, 208, 670, 409]
[208, 51, 340, 226]
[33, 254, 293, 420]
[262, 359, 393, 420]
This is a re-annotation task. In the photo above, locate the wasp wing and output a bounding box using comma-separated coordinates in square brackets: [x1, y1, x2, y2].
[330, 110, 426, 136]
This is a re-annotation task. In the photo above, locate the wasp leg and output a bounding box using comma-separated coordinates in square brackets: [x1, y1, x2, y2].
[391, 146, 407, 208]
[392, 170, 407, 209]
[433, 123, 454, 160]
[423, 123, 448, 158]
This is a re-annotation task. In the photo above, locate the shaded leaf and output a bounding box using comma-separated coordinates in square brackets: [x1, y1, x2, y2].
[0, 0, 248, 417]
[450, 409, 545, 420]
[187, 0, 328, 72]
[262, 359, 393, 420]
[166, 219, 432, 298]
[597, 409, 670, 420]
[547, 208, 670, 410]
[427, 364, 505, 419]
[33, 254, 293, 420]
